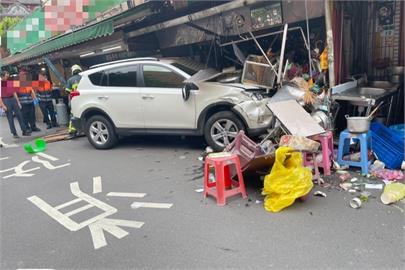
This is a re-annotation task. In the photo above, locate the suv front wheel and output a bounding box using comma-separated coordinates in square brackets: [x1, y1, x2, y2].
[204, 111, 245, 151]
[85, 115, 118, 149]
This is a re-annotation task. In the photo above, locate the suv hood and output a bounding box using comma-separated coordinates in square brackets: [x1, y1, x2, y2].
[185, 68, 262, 91]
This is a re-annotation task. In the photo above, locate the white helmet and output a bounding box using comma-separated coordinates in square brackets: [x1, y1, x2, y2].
[71, 64, 82, 74]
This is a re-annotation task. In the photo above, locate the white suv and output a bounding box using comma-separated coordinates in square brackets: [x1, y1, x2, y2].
[70, 58, 273, 150]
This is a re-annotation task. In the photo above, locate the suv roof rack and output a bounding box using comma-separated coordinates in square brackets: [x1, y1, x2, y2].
[90, 57, 159, 69]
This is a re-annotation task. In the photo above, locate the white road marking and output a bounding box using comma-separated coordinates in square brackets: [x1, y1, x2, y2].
[92, 176, 102, 194]
[88, 218, 144, 249]
[2, 161, 40, 179]
[55, 198, 82, 210]
[0, 137, 18, 148]
[131, 202, 173, 209]
[0, 156, 10, 161]
[27, 196, 82, 231]
[36, 152, 59, 161]
[31, 156, 70, 170]
[106, 192, 146, 198]
[28, 182, 117, 231]
[64, 204, 94, 217]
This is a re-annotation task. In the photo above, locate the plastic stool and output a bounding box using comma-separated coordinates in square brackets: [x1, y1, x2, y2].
[302, 151, 323, 185]
[303, 131, 334, 175]
[204, 154, 247, 206]
[337, 130, 372, 175]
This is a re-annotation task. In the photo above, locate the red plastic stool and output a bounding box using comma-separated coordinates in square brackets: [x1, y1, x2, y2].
[303, 131, 334, 176]
[204, 153, 247, 206]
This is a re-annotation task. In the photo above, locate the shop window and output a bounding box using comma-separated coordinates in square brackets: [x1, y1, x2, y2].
[142, 65, 184, 88]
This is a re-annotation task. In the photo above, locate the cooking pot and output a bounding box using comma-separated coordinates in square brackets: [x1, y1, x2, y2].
[345, 115, 371, 133]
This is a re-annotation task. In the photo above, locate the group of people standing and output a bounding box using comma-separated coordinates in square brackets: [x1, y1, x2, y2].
[0, 70, 59, 138]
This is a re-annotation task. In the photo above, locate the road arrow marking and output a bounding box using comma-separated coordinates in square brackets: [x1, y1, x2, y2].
[106, 192, 146, 198]
[88, 218, 144, 249]
[131, 202, 173, 209]
[92, 176, 102, 194]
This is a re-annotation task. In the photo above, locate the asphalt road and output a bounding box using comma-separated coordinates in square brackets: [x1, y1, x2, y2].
[0, 117, 404, 269]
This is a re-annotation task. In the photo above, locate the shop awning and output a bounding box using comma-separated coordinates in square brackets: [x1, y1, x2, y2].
[1, 19, 114, 67]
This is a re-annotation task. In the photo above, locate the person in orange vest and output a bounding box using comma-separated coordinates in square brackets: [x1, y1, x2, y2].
[33, 71, 59, 129]
[17, 69, 41, 132]
[0, 70, 31, 138]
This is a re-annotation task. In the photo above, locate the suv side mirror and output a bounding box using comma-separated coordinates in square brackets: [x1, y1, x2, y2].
[182, 82, 198, 101]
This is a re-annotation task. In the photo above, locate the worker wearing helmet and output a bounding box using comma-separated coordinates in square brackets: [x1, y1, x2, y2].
[65, 64, 82, 93]
[66, 64, 83, 137]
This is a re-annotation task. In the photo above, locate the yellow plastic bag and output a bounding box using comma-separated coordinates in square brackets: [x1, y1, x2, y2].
[262, 146, 313, 212]
[380, 182, 405, 204]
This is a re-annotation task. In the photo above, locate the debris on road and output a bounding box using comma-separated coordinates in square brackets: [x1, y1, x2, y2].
[24, 138, 47, 154]
[350, 197, 362, 209]
[365, 183, 383, 190]
[42, 128, 70, 143]
[313, 191, 327, 197]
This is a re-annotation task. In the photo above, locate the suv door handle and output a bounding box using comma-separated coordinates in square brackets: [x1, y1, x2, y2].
[97, 96, 109, 100]
[142, 95, 154, 100]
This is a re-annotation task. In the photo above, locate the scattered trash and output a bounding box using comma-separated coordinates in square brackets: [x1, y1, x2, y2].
[365, 183, 383, 190]
[336, 170, 349, 174]
[340, 183, 352, 191]
[313, 191, 327, 197]
[372, 169, 404, 181]
[205, 146, 213, 154]
[179, 155, 186, 160]
[380, 182, 405, 205]
[333, 161, 349, 170]
[350, 177, 358, 182]
[339, 173, 351, 182]
[255, 200, 262, 204]
[359, 191, 371, 202]
[195, 188, 204, 193]
[350, 197, 362, 209]
[348, 189, 357, 193]
[279, 135, 320, 152]
[370, 160, 385, 172]
[23, 138, 47, 154]
[198, 157, 203, 161]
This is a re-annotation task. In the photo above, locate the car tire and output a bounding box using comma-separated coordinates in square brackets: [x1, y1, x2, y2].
[204, 111, 245, 152]
[85, 115, 118, 149]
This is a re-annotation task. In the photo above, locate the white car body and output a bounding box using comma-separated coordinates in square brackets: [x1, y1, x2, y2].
[70, 58, 273, 149]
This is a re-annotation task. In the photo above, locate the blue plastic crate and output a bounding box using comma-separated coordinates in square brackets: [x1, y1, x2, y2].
[370, 122, 405, 169]
[389, 124, 405, 139]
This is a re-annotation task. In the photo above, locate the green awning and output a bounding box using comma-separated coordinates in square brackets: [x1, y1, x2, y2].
[1, 20, 113, 67]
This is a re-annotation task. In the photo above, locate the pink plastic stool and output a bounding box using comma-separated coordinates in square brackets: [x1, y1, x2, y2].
[303, 131, 333, 176]
[204, 154, 247, 206]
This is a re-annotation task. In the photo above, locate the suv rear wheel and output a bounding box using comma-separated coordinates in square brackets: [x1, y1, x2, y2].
[204, 111, 245, 151]
[85, 115, 118, 149]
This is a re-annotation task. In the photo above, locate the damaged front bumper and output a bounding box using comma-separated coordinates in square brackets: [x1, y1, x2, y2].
[233, 98, 273, 136]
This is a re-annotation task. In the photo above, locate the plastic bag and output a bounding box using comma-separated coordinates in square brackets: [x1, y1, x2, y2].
[380, 182, 405, 205]
[262, 146, 313, 212]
